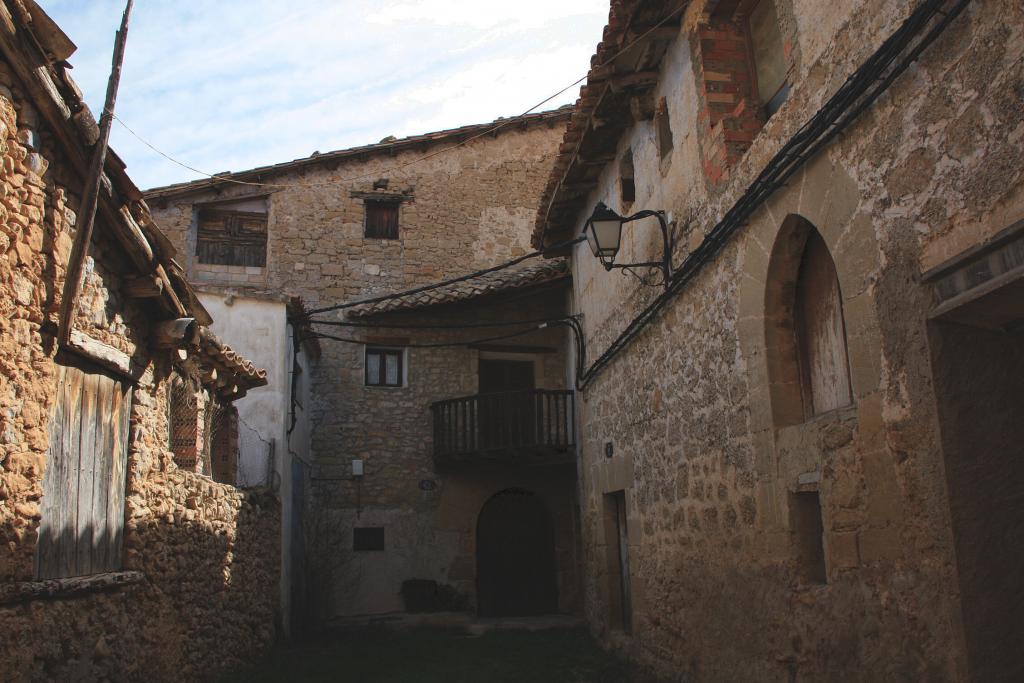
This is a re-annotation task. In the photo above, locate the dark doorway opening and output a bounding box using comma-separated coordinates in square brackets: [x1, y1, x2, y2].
[930, 320, 1024, 681]
[479, 359, 535, 450]
[479, 359, 535, 394]
[476, 488, 558, 617]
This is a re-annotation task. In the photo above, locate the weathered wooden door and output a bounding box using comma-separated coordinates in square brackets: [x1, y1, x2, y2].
[610, 490, 632, 633]
[476, 488, 558, 617]
[479, 359, 534, 450]
[36, 360, 131, 579]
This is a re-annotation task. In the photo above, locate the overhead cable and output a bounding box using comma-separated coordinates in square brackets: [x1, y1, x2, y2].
[305, 235, 584, 316]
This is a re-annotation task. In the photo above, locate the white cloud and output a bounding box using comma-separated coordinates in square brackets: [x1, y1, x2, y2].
[38, 0, 609, 188]
[368, 0, 607, 30]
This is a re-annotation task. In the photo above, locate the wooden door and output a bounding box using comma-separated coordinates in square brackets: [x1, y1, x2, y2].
[476, 489, 558, 617]
[479, 359, 534, 450]
[608, 490, 632, 633]
[37, 361, 131, 579]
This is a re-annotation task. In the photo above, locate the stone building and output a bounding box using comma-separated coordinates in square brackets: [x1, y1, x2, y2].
[0, 2, 280, 680]
[532, 0, 1023, 680]
[145, 109, 580, 620]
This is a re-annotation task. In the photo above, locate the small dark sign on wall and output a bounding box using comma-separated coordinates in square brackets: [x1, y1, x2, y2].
[419, 479, 437, 491]
[353, 527, 385, 551]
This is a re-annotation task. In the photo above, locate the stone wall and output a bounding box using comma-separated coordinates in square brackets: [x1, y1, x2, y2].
[561, 0, 1023, 680]
[0, 57, 280, 681]
[149, 119, 567, 304]
[304, 286, 580, 618]
[148, 116, 574, 620]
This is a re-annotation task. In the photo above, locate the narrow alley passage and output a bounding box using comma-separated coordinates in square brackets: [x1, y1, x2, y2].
[222, 624, 656, 683]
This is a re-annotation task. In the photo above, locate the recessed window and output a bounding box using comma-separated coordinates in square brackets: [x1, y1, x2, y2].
[655, 98, 674, 161]
[790, 491, 827, 584]
[353, 527, 385, 551]
[748, 0, 789, 118]
[365, 347, 404, 387]
[620, 150, 636, 209]
[196, 206, 268, 267]
[365, 200, 400, 239]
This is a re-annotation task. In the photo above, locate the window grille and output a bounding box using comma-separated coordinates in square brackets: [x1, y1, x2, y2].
[168, 373, 200, 469]
[206, 400, 236, 485]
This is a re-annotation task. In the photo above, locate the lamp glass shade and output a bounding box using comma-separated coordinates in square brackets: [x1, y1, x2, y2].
[584, 202, 624, 259]
[589, 218, 622, 258]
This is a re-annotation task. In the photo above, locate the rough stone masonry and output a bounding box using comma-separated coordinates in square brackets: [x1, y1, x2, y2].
[0, 4, 281, 680]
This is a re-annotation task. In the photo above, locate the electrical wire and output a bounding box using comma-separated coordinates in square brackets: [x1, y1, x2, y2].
[307, 314, 578, 330]
[306, 322, 560, 349]
[575, 0, 969, 389]
[118, 3, 688, 192]
[305, 234, 585, 316]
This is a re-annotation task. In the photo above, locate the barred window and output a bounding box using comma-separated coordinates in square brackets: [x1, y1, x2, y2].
[207, 400, 237, 485]
[168, 374, 200, 469]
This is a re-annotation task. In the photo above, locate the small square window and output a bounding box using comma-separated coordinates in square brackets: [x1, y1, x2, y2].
[620, 149, 636, 207]
[353, 527, 385, 551]
[365, 347, 404, 387]
[365, 200, 400, 239]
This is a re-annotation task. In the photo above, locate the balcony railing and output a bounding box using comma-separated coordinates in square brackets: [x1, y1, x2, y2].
[431, 389, 575, 465]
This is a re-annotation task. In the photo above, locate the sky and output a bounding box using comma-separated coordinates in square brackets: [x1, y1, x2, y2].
[40, 0, 610, 189]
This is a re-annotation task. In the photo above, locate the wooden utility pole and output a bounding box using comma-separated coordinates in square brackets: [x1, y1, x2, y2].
[57, 0, 135, 347]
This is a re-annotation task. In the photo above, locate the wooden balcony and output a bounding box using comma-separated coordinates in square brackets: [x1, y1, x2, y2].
[431, 390, 575, 466]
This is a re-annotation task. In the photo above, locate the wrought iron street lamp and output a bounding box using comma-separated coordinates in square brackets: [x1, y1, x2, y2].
[582, 202, 674, 288]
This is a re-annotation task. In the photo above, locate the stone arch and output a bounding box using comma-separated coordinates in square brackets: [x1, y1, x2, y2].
[764, 215, 853, 426]
[475, 487, 558, 617]
[738, 156, 880, 439]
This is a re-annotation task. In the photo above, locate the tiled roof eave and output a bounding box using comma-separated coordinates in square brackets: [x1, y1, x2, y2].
[346, 260, 570, 318]
[532, 0, 685, 250]
[144, 107, 574, 199]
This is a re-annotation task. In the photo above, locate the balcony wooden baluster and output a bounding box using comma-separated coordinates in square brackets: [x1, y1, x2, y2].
[430, 390, 575, 466]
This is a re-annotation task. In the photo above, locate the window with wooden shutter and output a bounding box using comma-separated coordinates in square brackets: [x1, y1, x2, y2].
[196, 208, 268, 267]
[37, 361, 132, 579]
[794, 230, 853, 416]
[364, 200, 400, 240]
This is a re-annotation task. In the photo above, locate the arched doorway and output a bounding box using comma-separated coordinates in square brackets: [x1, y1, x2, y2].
[476, 488, 558, 617]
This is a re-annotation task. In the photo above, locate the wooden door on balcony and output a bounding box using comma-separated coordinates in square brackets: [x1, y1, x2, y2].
[479, 359, 534, 450]
[476, 488, 558, 616]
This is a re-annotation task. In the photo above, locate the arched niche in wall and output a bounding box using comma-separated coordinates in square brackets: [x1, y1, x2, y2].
[764, 215, 853, 426]
[737, 155, 881, 439]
